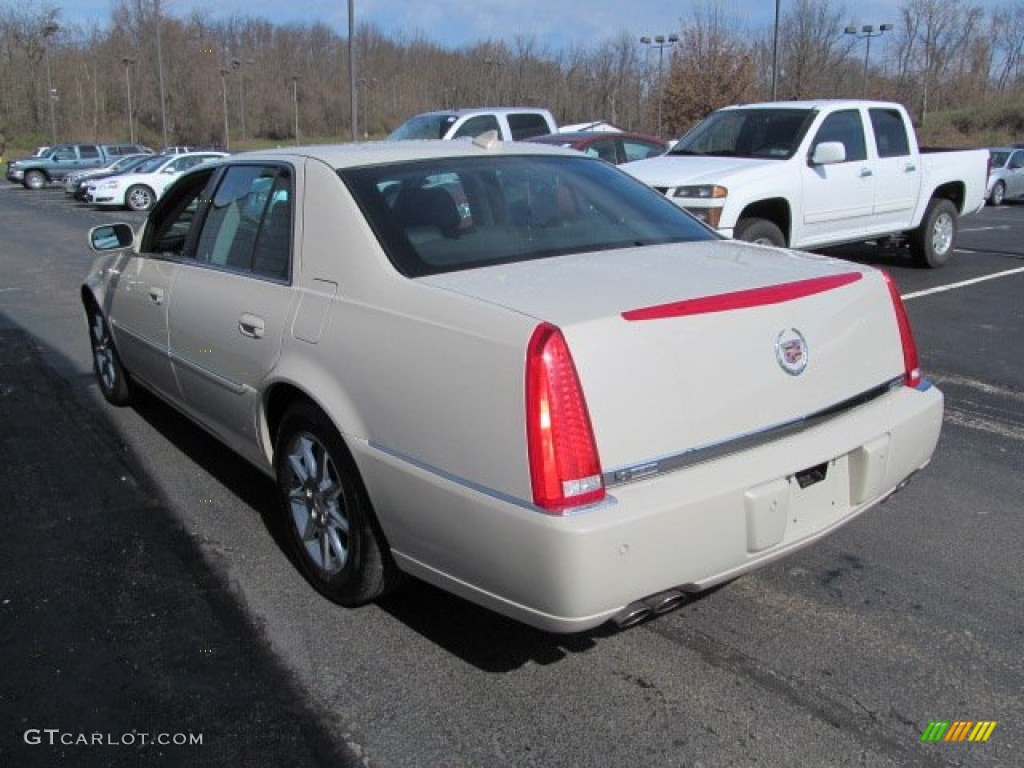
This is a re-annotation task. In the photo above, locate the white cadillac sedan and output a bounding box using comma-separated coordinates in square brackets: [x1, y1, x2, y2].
[85, 151, 228, 211]
[82, 137, 942, 633]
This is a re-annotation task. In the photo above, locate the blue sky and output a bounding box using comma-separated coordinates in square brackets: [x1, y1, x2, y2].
[57, 0, 1007, 51]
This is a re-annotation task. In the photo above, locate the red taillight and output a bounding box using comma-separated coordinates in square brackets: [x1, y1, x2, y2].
[882, 272, 922, 388]
[525, 323, 605, 512]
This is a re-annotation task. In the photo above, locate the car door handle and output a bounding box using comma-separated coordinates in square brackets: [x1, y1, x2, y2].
[859, 168, 874, 178]
[148, 287, 164, 305]
[238, 313, 265, 339]
[905, 163, 917, 173]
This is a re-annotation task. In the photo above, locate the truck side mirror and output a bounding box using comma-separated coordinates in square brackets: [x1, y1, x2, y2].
[810, 142, 846, 166]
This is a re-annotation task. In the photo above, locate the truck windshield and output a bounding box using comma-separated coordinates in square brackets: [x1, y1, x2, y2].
[669, 108, 814, 160]
[388, 113, 458, 141]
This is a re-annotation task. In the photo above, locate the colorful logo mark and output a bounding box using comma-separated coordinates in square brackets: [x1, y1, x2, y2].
[921, 720, 997, 743]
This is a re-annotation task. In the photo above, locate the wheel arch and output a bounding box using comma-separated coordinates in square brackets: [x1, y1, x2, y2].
[736, 198, 792, 245]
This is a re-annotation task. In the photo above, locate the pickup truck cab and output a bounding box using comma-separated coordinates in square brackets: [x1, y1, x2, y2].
[388, 107, 557, 142]
[6, 143, 151, 190]
[623, 100, 988, 267]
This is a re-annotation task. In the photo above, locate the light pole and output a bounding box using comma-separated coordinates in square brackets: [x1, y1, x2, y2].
[42, 22, 59, 144]
[844, 23, 893, 97]
[121, 56, 136, 143]
[349, 0, 357, 142]
[234, 58, 254, 143]
[771, 0, 781, 100]
[154, 0, 168, 149]
[219, 63, 237, 150]
[640, 33, 678, 138]
[289, 75, 301, 145]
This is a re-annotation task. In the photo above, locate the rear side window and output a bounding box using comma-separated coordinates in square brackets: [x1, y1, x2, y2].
[622, 139, 665, 161]
[194, 165, 292, 280]
[507, 113, 552, 140]
[80, 145, 100, 159]
[870, 109, 911, 158]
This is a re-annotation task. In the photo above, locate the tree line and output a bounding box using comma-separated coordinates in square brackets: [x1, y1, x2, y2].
[1, 0, 1022, 152]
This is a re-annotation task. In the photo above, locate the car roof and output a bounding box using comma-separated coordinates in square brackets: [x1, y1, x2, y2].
[207, 139, 579, 170]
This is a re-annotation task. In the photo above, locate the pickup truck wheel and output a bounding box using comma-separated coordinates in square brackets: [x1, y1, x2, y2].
[126, 185, 155, 211]
[989, 181, 1005, 207]
[275, 402, 400, 606]
[23, 170, 47, 190]
[735, 218, 786, 248]
[911, 198, 957, 268]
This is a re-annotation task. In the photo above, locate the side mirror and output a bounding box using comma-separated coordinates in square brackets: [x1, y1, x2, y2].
[811, 141, 846, 166]
[89, 223, 134, 252]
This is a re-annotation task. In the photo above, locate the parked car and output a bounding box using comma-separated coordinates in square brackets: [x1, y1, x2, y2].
[388, 107, 558, 142]
[82, 141, 942, 633]
[527, 130, 667, 164]
[5, 143, 152, 189]
[985, 147, 1024, 206]
[623, 100, 988, 267]
[63, 153, 153, 197]
[84, 151, 227, 211]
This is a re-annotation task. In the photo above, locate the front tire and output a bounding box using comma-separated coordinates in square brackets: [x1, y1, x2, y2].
[88, 308, 132, 405]
[23, 170, 47, 190]
[910, 198, 957, 268]
[735, 217, 786, 248]
[126, 184, 155, 212]
[989, 181, 1005, 207]
[275, 402, 398, 606]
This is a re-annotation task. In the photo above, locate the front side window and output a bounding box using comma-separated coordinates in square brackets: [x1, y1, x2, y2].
[80, 145, 100, 159]
[141, 170, 215, 257]
[342, 155, 715, 278]
[194, 164, 292, 280]
[452, 115, 500, 140]
[813, 110, 867, 162]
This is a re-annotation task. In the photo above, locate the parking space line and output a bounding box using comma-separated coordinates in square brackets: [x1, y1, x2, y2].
[902, 266, 1024, 300]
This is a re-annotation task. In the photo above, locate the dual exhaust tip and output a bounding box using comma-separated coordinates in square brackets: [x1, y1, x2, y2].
[611, 588, 689, 629]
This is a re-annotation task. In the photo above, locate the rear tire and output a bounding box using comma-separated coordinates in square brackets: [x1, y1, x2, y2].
[275, 402, 400, 606]
[910, 198, 957, 268]
[735, 218, 786, 248]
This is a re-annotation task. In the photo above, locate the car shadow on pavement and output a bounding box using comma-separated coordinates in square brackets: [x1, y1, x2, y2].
[0, 320, 359, 767]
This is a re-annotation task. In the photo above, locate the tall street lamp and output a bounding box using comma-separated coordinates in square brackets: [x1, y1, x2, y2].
[42, 22, 59, 144]
[219, 63, 237, 150]
[121, 56, 136, 143]
[233, 58, 254, 143]
[844, 23, 893, 97]
[771, 0, 781, 100]
[349, 0, 357, 142]
[289, 75, 301, 145]
[640, 33, 678, 138]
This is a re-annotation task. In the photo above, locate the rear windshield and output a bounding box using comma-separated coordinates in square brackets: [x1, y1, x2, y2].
[341, 155, 716, 277]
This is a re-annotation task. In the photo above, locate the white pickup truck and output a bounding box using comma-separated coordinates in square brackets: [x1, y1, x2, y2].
[624, 100, 989, 267]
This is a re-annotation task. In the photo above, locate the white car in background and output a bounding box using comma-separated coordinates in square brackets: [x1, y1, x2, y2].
[82, 140, 942, 633]
[85, 151, 227, 211]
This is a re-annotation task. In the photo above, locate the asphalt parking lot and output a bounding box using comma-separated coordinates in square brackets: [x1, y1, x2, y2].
[0, 185, 1021, 767]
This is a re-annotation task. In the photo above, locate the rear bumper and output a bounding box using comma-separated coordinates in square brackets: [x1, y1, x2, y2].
[358, 382, 943, 633]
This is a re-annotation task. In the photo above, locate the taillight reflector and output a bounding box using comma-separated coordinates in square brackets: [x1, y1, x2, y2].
[882, 272, 922, 388]
[525, 324, 605, 513]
